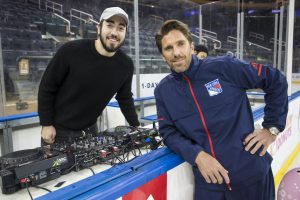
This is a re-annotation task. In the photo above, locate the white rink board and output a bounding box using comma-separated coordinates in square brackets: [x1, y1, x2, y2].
[132, 73, 168, 97]
[254, 96, 300, 175]
[167, 162, 194, 200]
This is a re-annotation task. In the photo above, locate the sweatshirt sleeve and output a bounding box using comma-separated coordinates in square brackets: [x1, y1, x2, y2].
[115, 60, 140, 127]
[38, 45, 70, 126]
[223, 56, 288, 131]
[155, 87, 203, 166]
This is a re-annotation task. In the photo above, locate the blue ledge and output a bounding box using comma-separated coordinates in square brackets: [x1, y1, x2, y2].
[73, 152, 183, 200]
[107, 96, 155, 108]
[141, 114, 157, 121]
[290, 90, 300, 101]
[134, 96, 155, 102]
[251, 90, 300, 121]
[36, 147, 183, 200]
[0, 112, 38, 122]
[106, 101, 120, 107]
[246, 91, 265, 96]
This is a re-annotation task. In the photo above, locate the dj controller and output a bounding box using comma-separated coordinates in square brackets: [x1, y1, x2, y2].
[0, 126, 162, 194]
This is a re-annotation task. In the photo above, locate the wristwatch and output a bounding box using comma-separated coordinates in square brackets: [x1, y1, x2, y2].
[267, 127, 280, 136]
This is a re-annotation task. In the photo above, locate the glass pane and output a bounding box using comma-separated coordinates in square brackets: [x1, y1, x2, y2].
[201, 0, 239, 57]
[294, 1, 300, 74]
[138, 0, 200, 74]
[243, 2, 274, 66]
[243, 0, 288, 76]
[0, 0, 134, 116]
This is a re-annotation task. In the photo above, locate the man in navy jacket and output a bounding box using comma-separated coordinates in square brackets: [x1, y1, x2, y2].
[154, 20, 288, 200]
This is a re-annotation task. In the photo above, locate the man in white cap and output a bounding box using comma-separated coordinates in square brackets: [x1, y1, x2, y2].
[39, 7, 140, 144]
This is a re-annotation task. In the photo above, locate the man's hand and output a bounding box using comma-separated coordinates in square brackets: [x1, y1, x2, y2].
[41, 125, 56, 144]
[244, 128, 277, 156]
[195, 151, 230, 185]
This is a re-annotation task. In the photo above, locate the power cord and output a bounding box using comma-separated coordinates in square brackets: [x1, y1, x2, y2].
[33, 185, 52, 193]
[25, 180, 33, 200]
[87, 167, 95, 175]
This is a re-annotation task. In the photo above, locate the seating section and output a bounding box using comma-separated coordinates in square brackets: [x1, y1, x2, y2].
[0, 0, 58, 101]
[1, 0, 297, 103]
[48, 0, 167, 74]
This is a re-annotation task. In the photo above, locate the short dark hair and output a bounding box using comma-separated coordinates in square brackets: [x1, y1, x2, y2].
[97, 20, 128, 37]
[155, 20, 193, 54]
[97, 21, 104, 34]
[195, 44, 209, 55]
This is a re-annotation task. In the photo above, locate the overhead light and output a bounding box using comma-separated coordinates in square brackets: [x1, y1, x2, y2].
[190, 0, 220, 5]
[272, 9, 280, 14]
[248, 9, 255, 14]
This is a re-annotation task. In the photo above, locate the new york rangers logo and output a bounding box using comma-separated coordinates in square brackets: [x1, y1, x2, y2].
[205, 79, 222, 96]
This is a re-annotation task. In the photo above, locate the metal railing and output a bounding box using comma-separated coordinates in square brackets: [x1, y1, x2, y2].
[270, 38, 286, 46]
[195, 28, 217, 39]
[227, 36, 237, 44]
[45, 0, 63, 15]
[249, 32, 264, 41]
[228, 36, 271, 51]
[0, 112, 39, 155]
[53, 13, 75, 35]
[246, 41, 271, 51]
[70, 8, 97, 24]
[191, 33, 207, 46]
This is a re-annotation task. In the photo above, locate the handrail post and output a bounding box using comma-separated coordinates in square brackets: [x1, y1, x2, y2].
[140, 102, 145, 126]
[53, 13, 74, 35]
[2, 121, 13, 155]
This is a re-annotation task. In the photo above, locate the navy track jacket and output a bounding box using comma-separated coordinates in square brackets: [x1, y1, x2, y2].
[154, 55, 288, 191]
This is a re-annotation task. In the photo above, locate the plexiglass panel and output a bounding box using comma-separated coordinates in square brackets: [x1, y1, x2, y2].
[0, 0, 298, 117]
[295, 1, 300, 74]
[0, 0, 134, 116]
[201, 0, 239, 57]
[243, 0, 287, 75]
[138, 0, 200, 74]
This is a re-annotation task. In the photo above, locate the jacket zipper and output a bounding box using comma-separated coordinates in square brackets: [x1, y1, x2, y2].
[183, 74, 232, 190]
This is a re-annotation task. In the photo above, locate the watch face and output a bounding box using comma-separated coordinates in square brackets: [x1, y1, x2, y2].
[269, 127, 279, 135]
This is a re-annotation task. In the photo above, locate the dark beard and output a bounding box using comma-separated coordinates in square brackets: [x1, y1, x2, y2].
[98, 33, 125, 53]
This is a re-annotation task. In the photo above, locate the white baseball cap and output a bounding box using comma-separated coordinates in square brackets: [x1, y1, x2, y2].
[99, 7, 129, 25]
